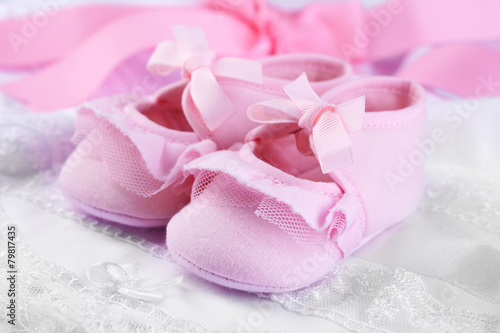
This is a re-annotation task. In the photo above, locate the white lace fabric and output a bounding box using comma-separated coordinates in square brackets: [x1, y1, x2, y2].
[1, 3, 500, 328]
[264, 263, 500, 333]
[0, 209, 218, 333]
[1, 100, 500, 332]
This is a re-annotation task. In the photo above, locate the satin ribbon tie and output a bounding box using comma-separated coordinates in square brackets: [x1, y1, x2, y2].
[86, 261, 183, 302]
[147, 25, 263, 131]
[248, 73, 365, 174]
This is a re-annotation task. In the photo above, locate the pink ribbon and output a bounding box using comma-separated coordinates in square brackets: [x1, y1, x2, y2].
[248, 73, 365, 174]
[0, 7, 270, 112]
[0, 5, 143, 68]
[1, 0, 500, 111]
[398, 44, 500, 98]
[146, 25, 263, 131]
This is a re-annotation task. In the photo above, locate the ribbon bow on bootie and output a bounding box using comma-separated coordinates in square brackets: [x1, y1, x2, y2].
[247, 73, 365, 174]
[147, 25, 263, 131]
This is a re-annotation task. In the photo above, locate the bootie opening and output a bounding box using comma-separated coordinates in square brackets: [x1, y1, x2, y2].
[252, 135, 333, 183]
[262, 54, 351, 83]
[323, 77, 424, 112]
[138, 81, 194, 132]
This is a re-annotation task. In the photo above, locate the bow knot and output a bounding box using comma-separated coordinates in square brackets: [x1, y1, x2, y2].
[296, 103, 333, 134]
[147, 25, 263, 131]
[86, 261, 183, 302]
[247, 73, 365, 173]
[182, 49, 215, 77]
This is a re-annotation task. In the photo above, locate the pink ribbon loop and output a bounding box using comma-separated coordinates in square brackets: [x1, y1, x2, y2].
[248, 73, 365, 174]
[147, 25, 263, 131]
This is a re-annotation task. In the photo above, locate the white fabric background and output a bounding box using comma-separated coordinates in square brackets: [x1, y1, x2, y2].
[0, 1, 499, 332]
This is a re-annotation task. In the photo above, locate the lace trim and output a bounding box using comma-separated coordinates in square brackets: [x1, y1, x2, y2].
[420, 166, 500, 235]
[262, 264, 500, 333]
[0, 201, 219, 333]
[355, 166, 500, 306]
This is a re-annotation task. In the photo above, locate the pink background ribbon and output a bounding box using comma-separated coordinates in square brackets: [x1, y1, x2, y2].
[1, 0, 499, 111]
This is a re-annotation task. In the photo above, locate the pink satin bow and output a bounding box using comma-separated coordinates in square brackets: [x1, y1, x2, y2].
[146, 25, 263, 131]
[248, 73, 365, 174]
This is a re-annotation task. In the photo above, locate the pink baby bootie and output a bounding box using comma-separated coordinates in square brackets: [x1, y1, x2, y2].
[166, 74, 426, 291]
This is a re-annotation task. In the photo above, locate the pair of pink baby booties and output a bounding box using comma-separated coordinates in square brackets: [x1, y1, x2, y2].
[59, 26, 426, 292]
